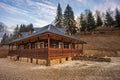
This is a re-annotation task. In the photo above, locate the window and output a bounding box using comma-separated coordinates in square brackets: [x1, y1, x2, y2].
[59, 42, 62, 48]
[64, 42, 69, 48]
[50, 39, 59, 48]
[44, 41, 48, 48]
[40, 42, 44, 48]
[31, 42, 35, 49]
[72, 43, 75, 49]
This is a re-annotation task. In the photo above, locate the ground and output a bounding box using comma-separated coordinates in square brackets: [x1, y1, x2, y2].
[0, 57, 120, 80]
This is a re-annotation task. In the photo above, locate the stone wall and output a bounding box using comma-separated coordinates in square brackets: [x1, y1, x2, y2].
[50, 59, 60, 65]
[20, 57, 28, 62]
[37, 59, 47, 65]
[8, 56, 73, 65]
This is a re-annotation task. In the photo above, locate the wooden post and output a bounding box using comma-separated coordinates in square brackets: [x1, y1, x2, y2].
[12, 44, 13, 51]
[62, 38, 64, 55]
[47, 34, 50, 66]
[9, 44, 10, 51]
[77, 43, 79, 56]
[70, 40, 72, 56]
[82, 44, 84, 54]
[36, 37, 39, 63]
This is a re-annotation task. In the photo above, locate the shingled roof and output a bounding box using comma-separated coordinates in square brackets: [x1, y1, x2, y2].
[10, 24, 86, 44]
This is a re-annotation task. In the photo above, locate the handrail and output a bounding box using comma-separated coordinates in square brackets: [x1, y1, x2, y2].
[8, 48, 83, 58]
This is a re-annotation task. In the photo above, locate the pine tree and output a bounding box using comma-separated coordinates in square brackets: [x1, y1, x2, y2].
[63, 4, 76, 34]
[19, 24, 26, 32]
[104, 10, 114, 27]
[115, 8, 120, 28]
[86, 10, 96, 31]
[27, 23, 34, 32]
[80, 13, 87, 31]
[54, 3, 63, 28]
[13, 24, 19, 35]
[96, 14, 103, 27]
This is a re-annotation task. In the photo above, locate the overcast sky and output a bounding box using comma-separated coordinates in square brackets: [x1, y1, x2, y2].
[0, 0, 120, 32]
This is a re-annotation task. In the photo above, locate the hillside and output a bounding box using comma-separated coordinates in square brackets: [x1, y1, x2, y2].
[0, 46, 8, 58]
[79, 35, 120, 50]
[77, 30, 120, 57]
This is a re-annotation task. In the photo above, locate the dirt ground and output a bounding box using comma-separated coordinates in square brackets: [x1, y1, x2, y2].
[0, 57, 120, 80]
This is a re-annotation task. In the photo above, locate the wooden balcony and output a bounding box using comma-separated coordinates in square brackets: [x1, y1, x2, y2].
[48, 48, 83, 59]
[8, 48, 48, 59]
[8, 48, 83, 59]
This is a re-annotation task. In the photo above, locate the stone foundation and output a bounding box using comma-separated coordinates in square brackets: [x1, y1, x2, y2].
[10, 56, 18, 61]
[27, 58, 31, 63]
[50, 59, 60, 65]
[67, 57, 72, 61]
[32, 58, 37, 64]
[60, 58, 66, 63]
[37, 59, 47, 65]
[8, 56, 74, 65]
[20, 57, 28, 62]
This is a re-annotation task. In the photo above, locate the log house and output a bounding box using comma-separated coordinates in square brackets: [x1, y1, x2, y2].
[8, 24, 86, 65]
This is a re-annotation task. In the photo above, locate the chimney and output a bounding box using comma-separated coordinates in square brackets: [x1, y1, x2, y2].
[17, 33, 22, 38]
[65, 28, 72, 35]
[28, 29, 33, 35]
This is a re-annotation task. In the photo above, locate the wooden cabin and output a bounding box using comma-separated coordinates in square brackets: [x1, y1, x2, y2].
[8, 24, 86, 65]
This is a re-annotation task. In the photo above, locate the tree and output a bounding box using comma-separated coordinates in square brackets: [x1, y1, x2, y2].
[12, 24, 19, 40]
[1, 33, 9, 45]
[80, 13, 87, 31]
[104, 9, 114, 27]
[96, 13, 103, 27]
[63, 4, 77, 34]
[54, 3, 63, 28]
[19, 24, 26, 32]
[27, 23, 34, 32]
[86, 10, 96, 31]
[9, 33, 13, 41]
[115, 8, 120, 28]
[13, 24, 19, 35]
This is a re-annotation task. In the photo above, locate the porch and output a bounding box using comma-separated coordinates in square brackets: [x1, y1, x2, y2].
[8, 48, 83, 59]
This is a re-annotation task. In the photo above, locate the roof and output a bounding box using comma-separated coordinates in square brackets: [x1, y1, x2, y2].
[10, 24, 86, 44]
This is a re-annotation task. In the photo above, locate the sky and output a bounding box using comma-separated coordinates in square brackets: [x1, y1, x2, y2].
[0, 0, 120, 32]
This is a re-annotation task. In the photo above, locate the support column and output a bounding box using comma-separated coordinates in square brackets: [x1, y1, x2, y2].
[82, 44, 84, 55]
[9, 45, 10, 51]
[70, 41, 72, 56]
[77, 43, 78, 56]
[62, 39, 64, 55]
[12, 44, 13, 51]
[47, 34, 50, 66]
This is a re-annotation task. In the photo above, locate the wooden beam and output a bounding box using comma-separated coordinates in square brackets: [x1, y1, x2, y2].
[82, 44, 84, 54]
[47, 34, 50, 66]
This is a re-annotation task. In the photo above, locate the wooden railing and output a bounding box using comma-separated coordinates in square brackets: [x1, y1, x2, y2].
[48, 48, 83, 58]
[8, 48, 83, 59]
[8, 48, 48, 59]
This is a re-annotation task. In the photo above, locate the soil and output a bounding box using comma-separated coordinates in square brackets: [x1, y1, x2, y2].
[0, 57, 120, 80]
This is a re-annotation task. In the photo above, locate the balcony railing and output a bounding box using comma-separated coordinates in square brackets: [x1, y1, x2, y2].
[8, 48, 83, 59]
[48, 48, 83, 58]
